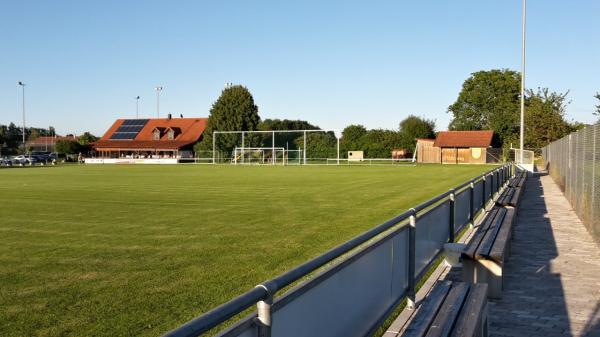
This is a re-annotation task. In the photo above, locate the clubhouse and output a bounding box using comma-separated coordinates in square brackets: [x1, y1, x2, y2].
[90, 114, 208, 164]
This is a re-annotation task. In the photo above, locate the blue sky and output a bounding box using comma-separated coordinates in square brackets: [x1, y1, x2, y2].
[1, 1, 598, 136]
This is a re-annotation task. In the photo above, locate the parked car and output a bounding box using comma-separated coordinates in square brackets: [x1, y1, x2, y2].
[0, 157, 12, 166]
[13, 155, 37, 166]
[31, 154, 50, 165]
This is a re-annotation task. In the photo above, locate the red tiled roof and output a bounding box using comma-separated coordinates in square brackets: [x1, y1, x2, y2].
[433, 130, 494, 148]
[95, 117, 208, 150]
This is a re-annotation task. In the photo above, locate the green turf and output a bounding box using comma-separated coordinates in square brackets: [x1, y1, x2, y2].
[0, 164, 494, 337]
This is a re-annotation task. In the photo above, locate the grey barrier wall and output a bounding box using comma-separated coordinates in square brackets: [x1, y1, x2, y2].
[542, 124, 599, 242]
[163, 165, 512, 337]
[454, 188, 472, 233]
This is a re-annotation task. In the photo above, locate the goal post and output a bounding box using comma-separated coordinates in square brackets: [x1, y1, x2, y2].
[212, 130, 340, 165]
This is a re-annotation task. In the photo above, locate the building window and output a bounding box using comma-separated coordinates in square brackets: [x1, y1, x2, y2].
[167, 130, 175, 140]
[153, 130, 160, 140]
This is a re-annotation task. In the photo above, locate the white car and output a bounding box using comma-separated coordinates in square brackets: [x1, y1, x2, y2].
[13, 155, 37, 166]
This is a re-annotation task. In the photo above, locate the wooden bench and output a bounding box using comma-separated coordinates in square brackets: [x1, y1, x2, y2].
[403, 281, 488, 337]
[461, 206, 516, 299]
[509, 170, 527, 189]
[495, 171, 527, 208]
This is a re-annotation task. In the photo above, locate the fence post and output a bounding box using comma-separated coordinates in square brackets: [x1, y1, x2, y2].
[592, 125, 597, 236]
[407, 209, 417, 309]
[469, 180, 475, 228]
[482, 174, 487, 208]
[256, 288, 273, 337]
[495, 169, 499, 194]
[449, 188, 455, 242]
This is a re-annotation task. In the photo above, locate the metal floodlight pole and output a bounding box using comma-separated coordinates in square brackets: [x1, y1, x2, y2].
[155, 86, 163, 118]
[135, 96, 140, 119]
[18, 81, 26, 153]
[519, 0, 526, 164]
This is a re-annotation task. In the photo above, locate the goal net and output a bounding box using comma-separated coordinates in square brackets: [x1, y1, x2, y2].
[233, 147, 286, 165]
[212, 130, 340, 165]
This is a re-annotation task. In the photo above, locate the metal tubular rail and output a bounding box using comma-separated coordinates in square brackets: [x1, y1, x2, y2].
[162, 164, 512, 337]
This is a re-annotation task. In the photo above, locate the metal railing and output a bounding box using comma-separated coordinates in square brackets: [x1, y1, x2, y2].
[542, 123, 599, 242]
[163, 164, 513, 337]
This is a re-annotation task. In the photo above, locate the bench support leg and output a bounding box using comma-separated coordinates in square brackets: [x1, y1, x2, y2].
[462, 259, 503, 299]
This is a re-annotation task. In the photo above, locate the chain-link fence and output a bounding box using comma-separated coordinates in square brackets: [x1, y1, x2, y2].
[542, 123, 599, 242]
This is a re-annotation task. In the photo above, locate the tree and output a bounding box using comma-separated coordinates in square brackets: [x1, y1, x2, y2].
[55, 139, 81, 154]
[448, 69, 521, 146]
[524, 88, 573, 152]
[196, 85, 260, 154]
[254, 119, 320, 150]
[28, 128, 40, 141]
[398, 115, 436, 149]
[594, 92, 600, 118]
[293, 132, 338, 158]
[78, 132, 98, 145]
[340, 124, 367, 153]
[360, 129, 404, 158]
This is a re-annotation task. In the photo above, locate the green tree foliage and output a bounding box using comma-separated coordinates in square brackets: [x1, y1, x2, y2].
[0, 124, 56, 155]
[361, 130, 404, 158]
[340, 124, 368, 153]
[398, 115, 436, 149]
[55, 139, 82, 154]
[251, 119, 320, 149]
[196, 85, 260, 154]
[78, 132, 98, 145]
[524, 88, 573, 152]
[340, 126, 403, 158]
[448, 69, 520, 146]
[594, 92, 600, 118]
[28, 129, 40, 141]
[0, 125, 6, 150]
[294, 132, 338, 158]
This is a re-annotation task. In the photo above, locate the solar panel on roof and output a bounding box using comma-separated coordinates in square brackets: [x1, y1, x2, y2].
[109, 119, 150, 140]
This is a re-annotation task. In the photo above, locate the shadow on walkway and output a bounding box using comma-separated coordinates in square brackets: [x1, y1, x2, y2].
[444, 174, 600, 337]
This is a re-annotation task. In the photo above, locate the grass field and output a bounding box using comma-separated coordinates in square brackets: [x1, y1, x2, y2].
[0, 164, 494, 337]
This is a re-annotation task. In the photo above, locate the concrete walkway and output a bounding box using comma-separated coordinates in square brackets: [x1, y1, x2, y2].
[483, 174, 600, 337]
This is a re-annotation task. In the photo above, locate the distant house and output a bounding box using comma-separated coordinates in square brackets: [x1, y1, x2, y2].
[91, 114, 208, 163]
[417, 130, 499, 164]
[26, 135, 78, 153]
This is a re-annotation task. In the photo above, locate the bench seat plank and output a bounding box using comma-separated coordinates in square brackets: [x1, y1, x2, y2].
[488, 207, 515, 263]
[508, 187, 522, 207]
[495, 188, 511, 206]
[476, 207, 507, 260]
[450, 284, 488, 337]
[425, 283, 470, 337]
[403, 282, 488, 337]
[403, 282, 453, 337]
[462, 208, 501, 260]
